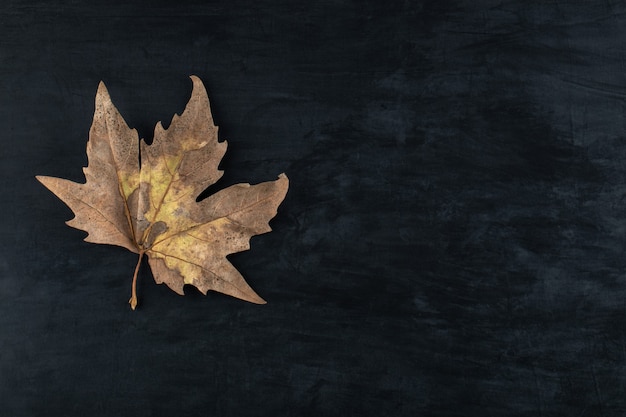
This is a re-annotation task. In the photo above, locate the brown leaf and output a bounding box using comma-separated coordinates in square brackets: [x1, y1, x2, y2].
[37, 76, 289, 309]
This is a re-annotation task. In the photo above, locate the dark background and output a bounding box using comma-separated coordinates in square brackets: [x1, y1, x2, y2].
[2, 1, 626, 416]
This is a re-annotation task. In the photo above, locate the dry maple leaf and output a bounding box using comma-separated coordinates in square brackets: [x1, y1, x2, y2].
[36, 76, 289, 310]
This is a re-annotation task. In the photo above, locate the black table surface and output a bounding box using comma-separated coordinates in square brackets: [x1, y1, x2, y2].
[2, 1, 626, 416]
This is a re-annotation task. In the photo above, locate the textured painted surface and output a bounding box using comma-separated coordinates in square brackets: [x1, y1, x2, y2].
[2, 1, 626, 416]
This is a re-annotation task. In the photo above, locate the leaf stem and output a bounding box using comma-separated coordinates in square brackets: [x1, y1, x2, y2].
[129, 251, 144, 310]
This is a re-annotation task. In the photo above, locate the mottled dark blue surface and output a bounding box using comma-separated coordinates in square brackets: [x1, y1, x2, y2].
[2, 1, 626, 416]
